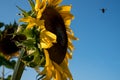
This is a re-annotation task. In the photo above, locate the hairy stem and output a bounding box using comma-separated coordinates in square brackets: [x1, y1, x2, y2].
[12, 49, 25, 80]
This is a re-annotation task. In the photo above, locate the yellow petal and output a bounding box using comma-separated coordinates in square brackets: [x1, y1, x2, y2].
[41, 30, 57, 43]
[66, 51, 72, 59]
[43, 68, 52, 80]
[53, 62, 63, 73]
[44, 50, 53, 66]
[67, 32, 78, 40]
[40, 42, 52, 48]
[68, 39, 74, 48]
[27, 23, 36, 28]
[35, 0, 46, 17]
[44, 50, 50, 66]
[37, 10, 42, 19]
[63, 14, 74, 21]
[57, 5, 72, 12]
[60, 13, 74, 27]
[68, 39, 74, 52]
[48, 0, 62, 6]
[19, 16, 33, 23]
[20, 16, 44, 29]
[55, 70, 61, 80]
[35, 0, 41, 11]
[41, 50, 56, 79]
[64, 19, 71, 27]
[40, 30, 56, 48]
[60, 11, 74, 18]
[40, 0, 46, 11]
[60, 60, 73, 80]
[44, 31, 57, 43]
[36, 20, 45, 27]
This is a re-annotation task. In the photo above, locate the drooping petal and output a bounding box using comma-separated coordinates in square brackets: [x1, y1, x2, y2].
[44, 50, 52, 66]
[42, 30, 57, 43]
[41, 50, 54, 79]
[40, 30, 57, 48]
[60, 59, 73, 80]
[55, 70, 61, 80]
[43, 68, 52, 80]
[44, 50, 50, 66]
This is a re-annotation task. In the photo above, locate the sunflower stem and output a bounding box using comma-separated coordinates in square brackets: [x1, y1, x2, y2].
[2, 66, 5, 80]
[12, 49, 25, 80]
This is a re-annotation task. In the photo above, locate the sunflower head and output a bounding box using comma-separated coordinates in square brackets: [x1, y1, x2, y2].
[41, 6, 68, 64]
[18, 0, 78, 79]
[0, 22, 26, 60]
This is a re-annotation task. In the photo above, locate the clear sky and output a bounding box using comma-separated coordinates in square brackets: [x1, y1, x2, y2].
[0, 0, 120, 80]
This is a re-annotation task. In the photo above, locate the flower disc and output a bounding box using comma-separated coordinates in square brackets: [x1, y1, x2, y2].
[41, 6, 68, 64]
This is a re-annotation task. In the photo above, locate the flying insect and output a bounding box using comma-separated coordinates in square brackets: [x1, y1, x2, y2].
[100, 8, 107, 13]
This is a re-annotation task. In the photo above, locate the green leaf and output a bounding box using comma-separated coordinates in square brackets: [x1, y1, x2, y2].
[22, 55, 34, 62]
[23, 29, 35, 39]
[22, 39, 36, 48]
[0, 56, 16, 69]
[5, 75, 12, 80]
[0, 22, 4, 28]
[21, 47, 45, 67]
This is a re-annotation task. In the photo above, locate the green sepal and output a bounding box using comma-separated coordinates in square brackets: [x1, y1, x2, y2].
[28, 0, 35, 11]
[16, 6, 29, 17]
[21, 48, 45, 68]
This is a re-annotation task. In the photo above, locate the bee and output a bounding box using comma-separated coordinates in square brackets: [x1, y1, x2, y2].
[100, 8, 107, 13]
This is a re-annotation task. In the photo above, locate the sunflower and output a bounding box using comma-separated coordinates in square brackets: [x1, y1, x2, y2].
[19, 0, 78, 80]
[0, 22, 26, 60]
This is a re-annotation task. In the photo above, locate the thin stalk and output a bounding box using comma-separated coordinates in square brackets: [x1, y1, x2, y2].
[12, 49, 25, 80]
[2, 66, 5, 80]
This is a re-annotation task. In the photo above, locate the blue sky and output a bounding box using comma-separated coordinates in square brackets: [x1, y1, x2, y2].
[0, 0, 120, 80]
